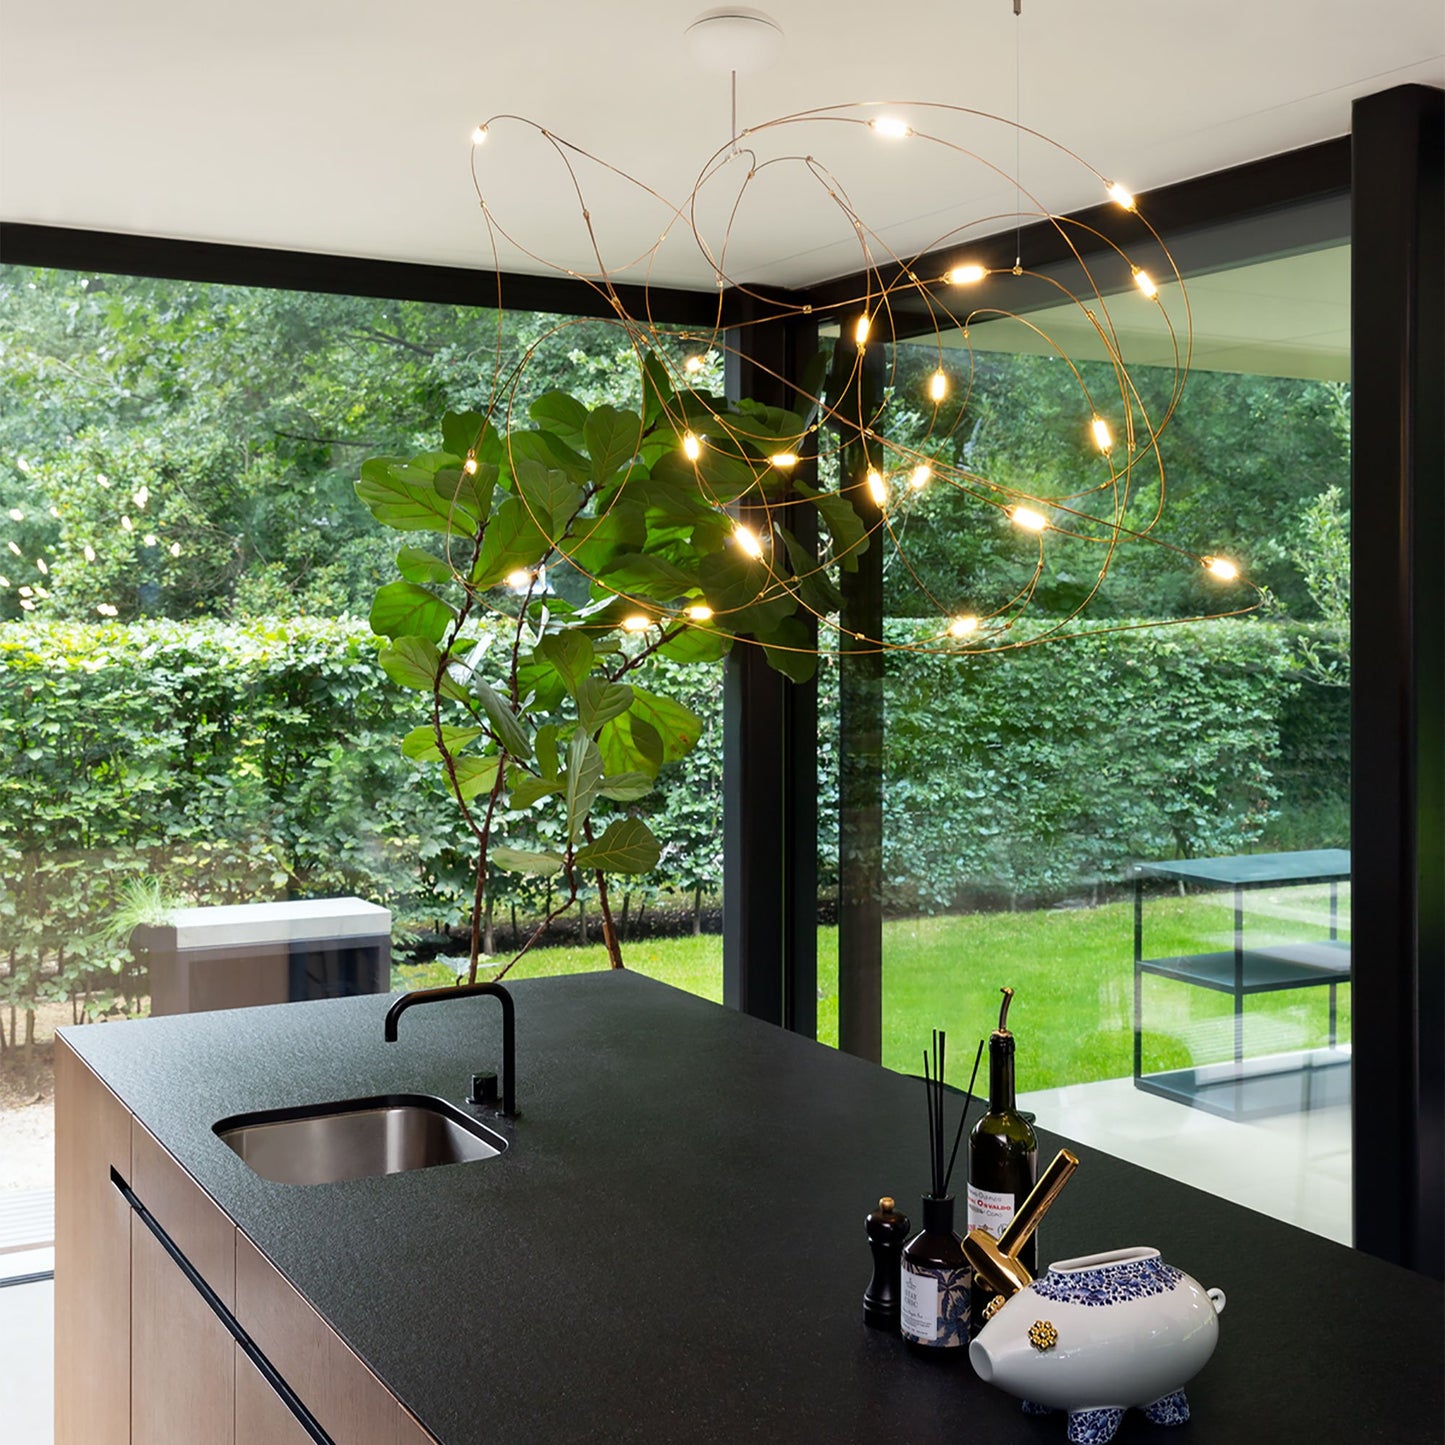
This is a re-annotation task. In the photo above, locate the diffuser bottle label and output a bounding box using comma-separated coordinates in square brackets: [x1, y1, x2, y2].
[968, 1183, 1016, 1238]
[900, 1262, 970, 1346]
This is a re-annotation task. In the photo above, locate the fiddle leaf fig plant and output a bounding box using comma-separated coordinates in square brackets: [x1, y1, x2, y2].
[357, 353, 851, 981]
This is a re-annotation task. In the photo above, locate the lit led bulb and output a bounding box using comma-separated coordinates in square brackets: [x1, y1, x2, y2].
[7, 541, 21, 556]
[463, 457, 478, 475]
[866, 469, 887, 507]
[471, 125, 489, 146]
[1010, 504, 1048, 533]
[685, 604, 714, 622]
[684, 355, 705, 374]
[622, 614, 651, 633]
[769, 452, 798, 469]
[1108, 182, 1136, 211]
[97, 603, 118, 617]
[682, 432, 702, 461]
[869, 116, 912, 139]
[505, 568, 534, 590]
[1133, 268, 1159, 299]
[35, 557, 49, 574]
[909, 465, 932, 490]
[1204, 556, 1239, 582]
[18, 585, 32, 597]
[734, 523, 764, 559]
[928, 371, 948, 403]
[83, 545, 96, 562]
[854, 313, 871, 346]
[945, 263, 986, 286]
[948, 615, 979, 638]
[18, 598, 35, 611]
[1091, 417, 1113, 453]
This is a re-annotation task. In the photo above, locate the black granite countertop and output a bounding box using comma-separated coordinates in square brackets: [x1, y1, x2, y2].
[63, 971, 1443, 1445]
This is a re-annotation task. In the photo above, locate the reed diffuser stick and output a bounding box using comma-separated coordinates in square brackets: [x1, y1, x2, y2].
[942, 1037, 986, 1194]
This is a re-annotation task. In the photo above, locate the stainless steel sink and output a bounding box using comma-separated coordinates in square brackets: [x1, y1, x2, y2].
[214, 1094, 507, 1185]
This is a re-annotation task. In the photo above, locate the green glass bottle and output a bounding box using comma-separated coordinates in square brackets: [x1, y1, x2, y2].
[967, 987, 1038, 1328]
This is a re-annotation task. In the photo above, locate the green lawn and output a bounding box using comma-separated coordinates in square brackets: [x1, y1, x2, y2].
[400, 887, 1351, 1093]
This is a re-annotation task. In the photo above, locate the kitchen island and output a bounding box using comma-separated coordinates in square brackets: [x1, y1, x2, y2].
[57, 970, 1443, 1444]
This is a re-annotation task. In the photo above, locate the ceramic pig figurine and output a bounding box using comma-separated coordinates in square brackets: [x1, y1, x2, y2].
[968, 1246, 1226, 1445]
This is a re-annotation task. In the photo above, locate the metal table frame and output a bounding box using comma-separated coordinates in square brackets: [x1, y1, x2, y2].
[1132, 849, 1352, 1117]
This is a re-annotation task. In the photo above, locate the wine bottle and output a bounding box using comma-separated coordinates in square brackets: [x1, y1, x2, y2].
[967, 987, 1038, 1327]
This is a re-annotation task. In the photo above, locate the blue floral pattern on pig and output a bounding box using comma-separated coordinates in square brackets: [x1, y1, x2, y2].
[1033, 1256, 1181, 1307]
[1066, 1406, 1125, 1443]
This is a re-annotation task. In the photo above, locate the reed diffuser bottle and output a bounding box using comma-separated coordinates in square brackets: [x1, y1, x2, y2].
[899, 1030, 982, 1352]
[968, 988, 1038, 1326]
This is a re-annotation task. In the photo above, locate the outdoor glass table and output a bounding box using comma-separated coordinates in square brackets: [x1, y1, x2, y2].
[1132, 848, 1351, 1118]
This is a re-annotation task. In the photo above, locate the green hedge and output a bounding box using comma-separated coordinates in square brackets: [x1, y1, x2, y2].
[0, 615, 1339, 1029]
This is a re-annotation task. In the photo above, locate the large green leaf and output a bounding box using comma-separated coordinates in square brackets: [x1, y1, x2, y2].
[529, 391, 589, 442]
[475, 679, 533, 761]
[368, 581, 455, 643]
[593, 550, 696, 600]
[584, 405, 642, 485]
[444, 755, 500, 803]
[442, 411, 499, 463]
[513, 458, 582, 538]
[491, 846, 565, 877]
[651, 447, 759, 506]
[356, 458, 480, 537]
[575, 676, 634, 735]
[627, 688, 701, 763]
[658, 622, 732, 665]
[564, 503, 647, 574]
[540, 632, 594, 697]
[778, 527, 844, 615]
[400, 724, 482, 762]
[575, 817, 661, 875]
[597, 770, 654, 801]
[534, 722, 560, 779]
[641, 350, 675, 430]
[795, 479, 869, 571]
[508, 430, 591, 487]
[435, 462, 497, 521]
[509, 773, 561, 808]
[396, 545, 454, 586]
[758, 614, 819, 683]
[565, 734, 604, 844]
[471, 496, 550, 589]
[597, 712, 664, 779]
[699, 545, 770, 612]
[378, 636, 470, 703]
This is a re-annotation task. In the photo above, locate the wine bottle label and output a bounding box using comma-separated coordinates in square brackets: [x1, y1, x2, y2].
[900, 1261, 970, 1346]
[967, 1183, 1016, 1238]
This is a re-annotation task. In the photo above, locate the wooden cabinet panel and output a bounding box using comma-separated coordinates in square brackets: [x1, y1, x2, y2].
[131, 1210, 235, 1445]
[236, 1231, 401, 1445]
[54, 1037, 132, 1445]
[132, 1119, 236, 1310]
[234, 1343, 315, 1445]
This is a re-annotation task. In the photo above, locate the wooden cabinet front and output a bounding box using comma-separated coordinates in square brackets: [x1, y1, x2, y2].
[131, 1208, 235, 1445]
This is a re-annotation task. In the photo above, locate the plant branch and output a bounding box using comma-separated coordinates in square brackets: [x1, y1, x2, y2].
[490, 861, 580, 983]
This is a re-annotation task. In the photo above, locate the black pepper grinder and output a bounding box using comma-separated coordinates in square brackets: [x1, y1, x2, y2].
[863, 1196, 911, 1331]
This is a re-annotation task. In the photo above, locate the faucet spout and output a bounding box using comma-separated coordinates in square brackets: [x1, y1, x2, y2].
[384, 982, 517, 1117]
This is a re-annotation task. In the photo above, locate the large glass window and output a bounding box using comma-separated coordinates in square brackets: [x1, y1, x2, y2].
[821, 234, 1352, 1242]
[0, 266, 730, 1208]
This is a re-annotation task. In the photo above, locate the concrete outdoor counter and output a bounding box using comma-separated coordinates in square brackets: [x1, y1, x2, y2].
[59, 970, 1443, 1444]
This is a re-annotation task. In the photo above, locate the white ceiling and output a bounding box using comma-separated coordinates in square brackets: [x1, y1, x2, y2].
[1, 1, 1440, 293]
